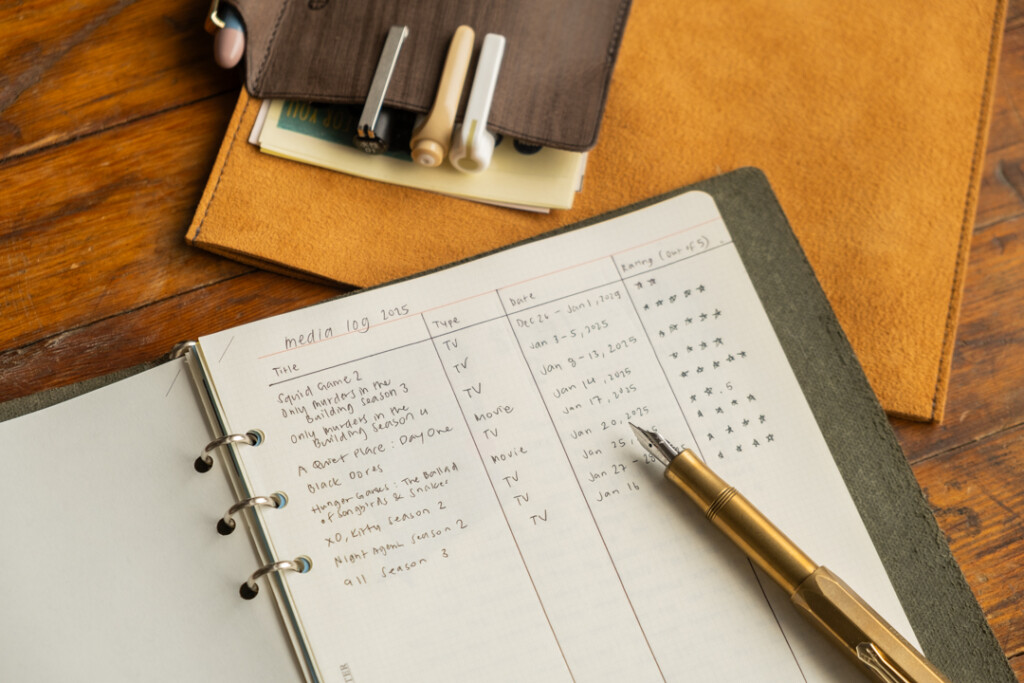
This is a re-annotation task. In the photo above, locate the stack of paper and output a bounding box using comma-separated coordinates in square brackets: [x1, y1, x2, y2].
[251, 100, 586, 212]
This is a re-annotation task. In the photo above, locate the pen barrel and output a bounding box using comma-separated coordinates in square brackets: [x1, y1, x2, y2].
[792, 567, 950, 683]
[665, 449, 816, 593]
[410, 25, 475, 166]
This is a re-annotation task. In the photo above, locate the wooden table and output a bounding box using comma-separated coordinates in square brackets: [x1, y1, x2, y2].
[2, 1, 1022, 677]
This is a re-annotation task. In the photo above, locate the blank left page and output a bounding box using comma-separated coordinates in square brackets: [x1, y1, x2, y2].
[0, 359, 301, 681]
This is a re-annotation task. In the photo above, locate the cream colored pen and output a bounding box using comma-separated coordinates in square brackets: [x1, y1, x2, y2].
[410, 25, 475, 167]
[629, 423, 949, 683]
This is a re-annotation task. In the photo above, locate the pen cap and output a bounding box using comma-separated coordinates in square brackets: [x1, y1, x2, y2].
[450, 33, 506, 174]
[410, 25, 475, 167]
[792, 567, 951, 682]
[665, 449, 817, 593]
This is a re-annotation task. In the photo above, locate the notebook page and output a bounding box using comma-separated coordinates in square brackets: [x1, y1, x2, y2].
[200, 191, 917, 682]
[0, 359, 301, 681]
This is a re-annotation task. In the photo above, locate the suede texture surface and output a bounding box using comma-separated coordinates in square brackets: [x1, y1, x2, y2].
[188, 0, 1007, 421]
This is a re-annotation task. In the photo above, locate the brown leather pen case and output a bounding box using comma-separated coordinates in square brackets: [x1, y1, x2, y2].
[218, 0, 632, 151]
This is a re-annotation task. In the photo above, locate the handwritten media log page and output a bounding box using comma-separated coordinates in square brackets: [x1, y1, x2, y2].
[200, 191, 917, 682]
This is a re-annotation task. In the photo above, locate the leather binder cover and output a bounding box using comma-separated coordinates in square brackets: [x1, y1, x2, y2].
[188, 0, 1007, 422]
[227, 0, 630, 151]
[696, 169, 1013, 683]
[18, 170, 1017, 680]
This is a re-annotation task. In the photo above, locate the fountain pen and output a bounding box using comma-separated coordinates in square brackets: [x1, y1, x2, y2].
[629, 423, 949, 683]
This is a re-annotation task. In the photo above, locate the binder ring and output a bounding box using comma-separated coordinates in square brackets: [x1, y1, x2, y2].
[240, 557, 312, 600]
[169, 340, 196, 359]
[195, 430, 264, 472]
[218, 492, 288, 535]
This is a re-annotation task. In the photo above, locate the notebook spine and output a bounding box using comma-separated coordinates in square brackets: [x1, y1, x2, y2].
[172, 341, 320, 681]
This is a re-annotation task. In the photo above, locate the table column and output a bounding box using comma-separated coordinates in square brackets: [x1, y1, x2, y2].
[425, 288, 665, 681]
[497, 253, 808, 681]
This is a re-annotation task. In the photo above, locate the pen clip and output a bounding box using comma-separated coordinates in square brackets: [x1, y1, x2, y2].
[204, 0, 225, 34]
[450, 33, 506, 174]
[856, 642, 912, 683]
[355, 25, 410, 154]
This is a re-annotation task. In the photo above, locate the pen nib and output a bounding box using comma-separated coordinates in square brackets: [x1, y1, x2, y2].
[629, 422, 676, 467]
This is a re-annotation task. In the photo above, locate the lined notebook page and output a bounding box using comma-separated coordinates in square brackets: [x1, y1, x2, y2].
[200, 191, 917, 682]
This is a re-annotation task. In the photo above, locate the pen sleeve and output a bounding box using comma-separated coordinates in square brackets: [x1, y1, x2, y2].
[221, 0, 632, 152]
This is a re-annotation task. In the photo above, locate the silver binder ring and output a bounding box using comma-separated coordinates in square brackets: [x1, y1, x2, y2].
[240, 557, 312, 600]
[169, 340, 196, 358]
[195, 430, 263, 473]
[218, 492, 288, 535]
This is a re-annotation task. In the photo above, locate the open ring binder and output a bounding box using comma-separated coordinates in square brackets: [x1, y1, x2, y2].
[218, 493, 287, 535]
[195, 431, 262, 472]
[240, 558, 312, 600]
[177, 341, 318, 674]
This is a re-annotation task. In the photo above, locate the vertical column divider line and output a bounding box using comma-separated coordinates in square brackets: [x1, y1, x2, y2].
[612, 253, 807, 682]
[609, 254, 701, 461]
[497, 286, 667, 682]
[419, 311, 575, 681]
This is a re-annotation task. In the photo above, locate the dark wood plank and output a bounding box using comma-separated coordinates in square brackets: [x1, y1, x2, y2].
[893, 212, 1024, 460]
[0, 271, 339, 404]
[912, 424, 1024, 660]
[977, 20, 1024, 227]
[0, 0, 239, 161]
[0, 92, 243, 351]
[1009, 0, 1023, 29]
[977, 145, 1024, 229]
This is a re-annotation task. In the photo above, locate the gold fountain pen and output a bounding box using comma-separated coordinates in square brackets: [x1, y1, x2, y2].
[629, 423, 949, 683]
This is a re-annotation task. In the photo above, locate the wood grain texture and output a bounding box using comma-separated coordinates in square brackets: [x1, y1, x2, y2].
[0, 0, 239, 160]
[0, 93, 242, 351]
[977, 20, 1024, 228]
[0, 271, 337, 404]
[1, 0, 1022, 676]
[915, 424, 1024, 659]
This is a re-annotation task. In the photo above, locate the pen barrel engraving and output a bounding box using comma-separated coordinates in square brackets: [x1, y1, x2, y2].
[665, 449, 816, 593]
[792, 568, 950, 683]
